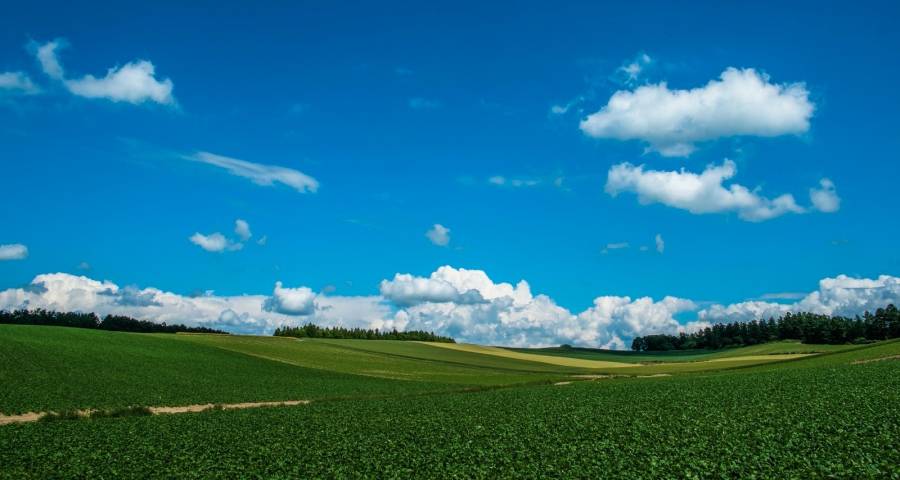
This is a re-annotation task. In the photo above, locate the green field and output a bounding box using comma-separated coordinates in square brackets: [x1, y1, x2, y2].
[507, 340, 859, 363]
[2, 325, 899, 478]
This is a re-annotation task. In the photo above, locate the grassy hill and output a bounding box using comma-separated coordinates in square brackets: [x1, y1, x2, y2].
[506, 340, 859, 363]
[1, 324, 898, 478]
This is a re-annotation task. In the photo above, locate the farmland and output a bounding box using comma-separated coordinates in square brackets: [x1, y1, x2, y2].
[1, 325, 899, 478]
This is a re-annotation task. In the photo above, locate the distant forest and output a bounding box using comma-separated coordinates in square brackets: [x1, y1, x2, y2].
[0, 309, 229, 335]
[274, 323, 456, 343]
[632, 304, 900, 351]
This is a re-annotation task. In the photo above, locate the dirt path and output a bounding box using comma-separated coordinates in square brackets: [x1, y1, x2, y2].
[851, 354, 900, 365]
[0, 400, 310, 426]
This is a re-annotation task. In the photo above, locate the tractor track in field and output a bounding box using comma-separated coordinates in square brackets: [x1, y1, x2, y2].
[0, 400, 310, 426]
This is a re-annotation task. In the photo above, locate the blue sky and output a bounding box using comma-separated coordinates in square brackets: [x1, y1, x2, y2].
[1, 1, 898, 346]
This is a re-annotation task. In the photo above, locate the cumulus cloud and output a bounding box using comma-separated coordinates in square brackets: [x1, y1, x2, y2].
[700, 274, 900, 323]
[426, 224, 451, 246]
[605, 159, 805, 221]
[655, 234, 665, 253]
[189, 232, 242, 253]
[0, 244, 28, 260]
[188, 151, 319, 193]
[0, 72, 39, 94]
[0, 273, 398, 336]
[234, 219, 252, 241]
[34, 39, 175, 105]
[809, 178, 841, 213]
[380, 268, 488, 306]
[385, 266, 696, 348]
[0, 269, 897, 348]
[263, 281, 316, 316]
[580, 67, 814, 156]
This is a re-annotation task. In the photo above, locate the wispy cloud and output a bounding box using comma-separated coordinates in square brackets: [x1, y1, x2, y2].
[0, 72, 39, 94]
[187, 151, 319, 193]
[601, 242, 629, 254]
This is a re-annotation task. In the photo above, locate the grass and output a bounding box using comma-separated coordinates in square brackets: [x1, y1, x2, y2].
[2, 338, 897, 478]
[168, 334, 586, 382]
[3, 325, 858, 415]
[0, 325, 453, 414]
[506, 340, 859, 363]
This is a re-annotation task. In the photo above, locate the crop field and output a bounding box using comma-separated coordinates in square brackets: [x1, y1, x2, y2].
[1, 326, 899, 478]
[506, 340, 860, 363]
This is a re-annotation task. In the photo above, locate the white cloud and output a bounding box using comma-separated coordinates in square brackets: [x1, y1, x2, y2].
[0, 244, 28, 261]
[488, 175, 507, 185]
[189, 232, 242, 253]
[0, 72, 39, 94]
[605, 159, 806, 221]
[188, 151, 319, 194]
[408, 97, 440, 109]
[234, 219, 252, 241]
[65, 61, 174, 105]
[263, 281, 316, 316]
[257, 235, 268, 246]
[0, 270, 896, 348]
[386, 266, 695, 348]
[615, 53, 652, 85]
[809, 178, 840, 213]
[380, 268, 488, 306]
[601, 242, 629, 254]
[0, 273, 399, 335]
[549, 95, 585, 116]
[35, 39, 175, 105]
[655, 234, 665, 254]
[487, 175, 541, 188]
[700, 274, 900, 323]
[426, 224, 451, 246]
[35, 40, 65, 80]
[580, 67, 814, 156]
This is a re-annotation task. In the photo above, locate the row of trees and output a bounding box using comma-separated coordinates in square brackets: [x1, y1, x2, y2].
[0, 309, 229, 335]
[632, 305, 900, 351]
[274, 323, 455, 343]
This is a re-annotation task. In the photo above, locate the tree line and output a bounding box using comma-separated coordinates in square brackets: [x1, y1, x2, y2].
[0, 309, 229, 334]
[273, 323, 456, 343]
[631, 304, 900, 351]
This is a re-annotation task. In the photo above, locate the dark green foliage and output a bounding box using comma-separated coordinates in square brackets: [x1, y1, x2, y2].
[633, 304, 900, 350]
[3, 342, 898, 478]
[274, 323, 455, 342]
[0, 309, 228, 335]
